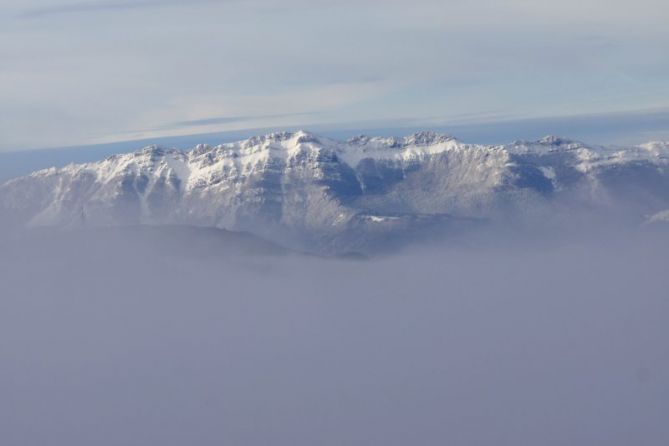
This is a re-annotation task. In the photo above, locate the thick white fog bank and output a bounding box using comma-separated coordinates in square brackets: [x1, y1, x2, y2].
[1, 227, 669, 445]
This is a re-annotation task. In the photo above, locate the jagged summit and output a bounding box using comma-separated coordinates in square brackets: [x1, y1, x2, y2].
[348, 131, 456, 148]
[537, 135, 577, 145]
[101, 144, 181, 164]
[84, 131, 663, 173]
[404, 131, 456, 145]
[509, 135, 584, 149]
[242, 129, 318, 146]
[639, 141, 669, 158]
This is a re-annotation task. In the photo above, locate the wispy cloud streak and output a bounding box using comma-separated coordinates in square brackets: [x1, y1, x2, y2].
[19, 0, 224, 19]
[159, 112, 314, 130]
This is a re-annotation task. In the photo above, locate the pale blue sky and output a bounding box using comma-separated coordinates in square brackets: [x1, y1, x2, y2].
[1, 0, 668, 151]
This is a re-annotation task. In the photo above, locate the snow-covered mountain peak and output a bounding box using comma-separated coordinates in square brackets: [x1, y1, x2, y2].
[336, 132, 467, 167]
[638, 141, 669, 158]
[404, 131, 457, 146]
[240, 130, 320, 148]
[507, 135, 588, 152]
[537, 135, 578, 146]
[3, 130, 669, 255]
[347, 131, 456, 148]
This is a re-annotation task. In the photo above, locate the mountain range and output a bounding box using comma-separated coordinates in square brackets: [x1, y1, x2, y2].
[2, 130, 668, 254]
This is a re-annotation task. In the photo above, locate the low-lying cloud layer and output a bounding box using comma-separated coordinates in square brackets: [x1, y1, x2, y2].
[1, 226, 668, 445]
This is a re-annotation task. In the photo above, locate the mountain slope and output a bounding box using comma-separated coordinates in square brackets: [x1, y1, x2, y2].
[2, 131, 668, 253]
